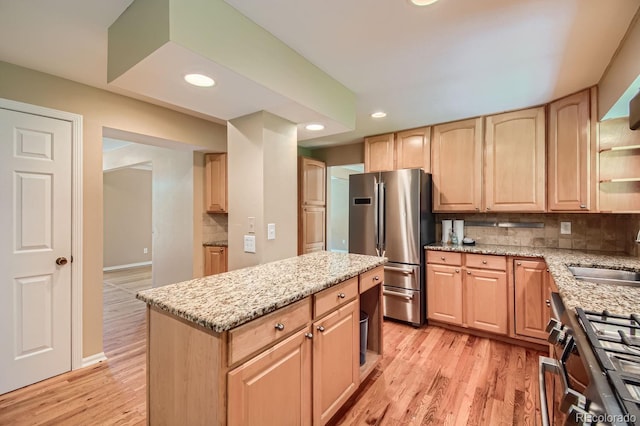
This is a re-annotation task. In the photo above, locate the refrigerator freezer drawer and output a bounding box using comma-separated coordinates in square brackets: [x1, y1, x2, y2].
[384, 263, 420, 291]
[383, 286, 421, 325]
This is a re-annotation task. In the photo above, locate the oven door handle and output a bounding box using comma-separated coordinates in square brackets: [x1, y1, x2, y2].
[382, 289, 414, 300]
[538, 356, 560, 426]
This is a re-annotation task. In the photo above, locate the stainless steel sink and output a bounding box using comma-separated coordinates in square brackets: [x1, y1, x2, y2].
[568, 266, 640, 287]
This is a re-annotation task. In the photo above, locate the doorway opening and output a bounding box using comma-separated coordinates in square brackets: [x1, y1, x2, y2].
[326, 164, 363, 253]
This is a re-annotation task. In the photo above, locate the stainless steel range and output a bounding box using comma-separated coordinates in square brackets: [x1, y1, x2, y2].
[541, 293, 640, 425]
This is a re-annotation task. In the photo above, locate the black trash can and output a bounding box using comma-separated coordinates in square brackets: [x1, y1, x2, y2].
[359, 311, 369, 366]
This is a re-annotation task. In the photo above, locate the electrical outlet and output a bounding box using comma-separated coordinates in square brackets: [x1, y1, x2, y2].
[143, 247, 148, 254]
[267, 223, 276, 240]
[248, 217, 255, 234]
[243, 235, 256, 253]
[560, 221, 572, 235]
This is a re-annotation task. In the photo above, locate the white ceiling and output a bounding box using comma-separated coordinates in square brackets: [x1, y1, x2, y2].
[1, 0, 639, 148]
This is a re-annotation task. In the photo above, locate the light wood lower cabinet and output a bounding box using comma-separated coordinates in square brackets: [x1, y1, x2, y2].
[465, 268, 507, 335]
[313, 299, 359, 425]
[426, 252, 507, 336]
[426, 264, 463, 325]
[204, 246, 227, 276]
[514, 259, 551, 341]
[228, 328, 312, 426]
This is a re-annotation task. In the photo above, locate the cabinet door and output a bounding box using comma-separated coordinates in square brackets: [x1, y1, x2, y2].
[395, 127, 431, 172]
[299, 157, 326, 206]
[204, 246, 227, 276]
[364, 133, 395, 172]
[464, 268, 508, 335]
[426, 264, 463, 325]
[313, 299, 359, 426]
[431, 118, 483, 212]
[228, 328, 312, 426]
[205, 153, 227, 213]
[299, 206, 325, 254]
[514, 260, 550, 341]
[548, 89, 591, 211]
[485, 107, 546, 212]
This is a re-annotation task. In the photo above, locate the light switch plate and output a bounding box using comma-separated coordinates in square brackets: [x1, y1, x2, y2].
[267, 223, 276, 240]
[560, 221, 571, 235]
[248, 217, 256, 234]
[244, 235, 256, 253]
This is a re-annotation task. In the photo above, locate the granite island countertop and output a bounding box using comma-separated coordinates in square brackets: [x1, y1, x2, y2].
[137, 251, 385, 333]
[425, 243, 640, 315]
[203, 240, 228, 247]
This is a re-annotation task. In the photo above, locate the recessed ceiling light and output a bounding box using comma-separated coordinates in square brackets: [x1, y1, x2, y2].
[305, 123, 325, 131]
[184, 73, 215, 87]
[410, 0, 439, 5]
[371, 112, 387, 118]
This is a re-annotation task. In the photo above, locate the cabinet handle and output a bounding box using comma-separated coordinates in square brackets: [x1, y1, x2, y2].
[274, 323, 285, 331]
[467, 271, 471, 275]
[338, 293, 346, 299]
[482, 260, 487, 264]
[305, 333, 313, 339]
[580, 204, 587, 209]
[516, 262, 522, 266]
[455, 269, 460, 273]
[317, 326, 325, 332]
[545, 299, 551, 307]
[441, 256, 446, 261]
[374, 276, 380, 281]
[486, 207, 491, 211]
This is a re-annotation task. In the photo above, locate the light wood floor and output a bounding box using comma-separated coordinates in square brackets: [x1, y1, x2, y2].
[0, 268, 543, 425]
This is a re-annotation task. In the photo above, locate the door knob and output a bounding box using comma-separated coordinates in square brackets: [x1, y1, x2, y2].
[56, 257, 68, 266]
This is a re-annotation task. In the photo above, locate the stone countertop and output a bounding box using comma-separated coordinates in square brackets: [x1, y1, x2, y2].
[137, 251, 385, 333]
[425, 243, 640, 315]
[203, 240, 228, 247]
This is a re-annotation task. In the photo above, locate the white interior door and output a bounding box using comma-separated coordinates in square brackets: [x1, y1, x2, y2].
[0, 108, 72, 394]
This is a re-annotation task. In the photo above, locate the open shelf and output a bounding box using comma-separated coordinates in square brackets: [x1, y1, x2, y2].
[599, 177, 640, 183]
[359, 350, 380, 381]
[599, 144, 640, 153]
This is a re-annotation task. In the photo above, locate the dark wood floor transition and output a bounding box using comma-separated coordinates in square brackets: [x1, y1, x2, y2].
[0, 266, 542, 425]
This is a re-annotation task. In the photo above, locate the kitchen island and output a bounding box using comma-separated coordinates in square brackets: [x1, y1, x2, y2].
[137, 251, 386, 425]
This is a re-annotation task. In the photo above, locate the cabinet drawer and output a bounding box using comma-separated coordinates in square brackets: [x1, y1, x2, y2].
[465, 254, 506, 270]
[314, 277, 358, 319]
[426, 250, 462, 266]
[359, 266, 384, 293]
[228, 297, 311, 366]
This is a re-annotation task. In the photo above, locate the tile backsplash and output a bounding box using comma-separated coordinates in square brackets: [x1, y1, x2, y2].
[203, 213, 228, 243]
[436, 213, 640, 255]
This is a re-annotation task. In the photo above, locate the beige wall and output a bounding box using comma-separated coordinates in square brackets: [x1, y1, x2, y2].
[310, 142, 363, 166]
[0, 61, 226, 358]
[103, 168, 152, 268]
[103, 142, 196, 288]
[227, 111, 297, 269]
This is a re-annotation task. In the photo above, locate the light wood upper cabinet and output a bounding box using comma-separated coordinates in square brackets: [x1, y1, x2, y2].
[395, 127, 431, 172]
[514, 259, 550, 341]
[204, 246, 227, 276]
[485, 107, 546, 212]
[227, 328, 312, 426]
[364, 133, 395, 172]
[548, 89, 594, 211]
[312, 299, 359, 426]
[205, 153, 227, 213]
[299, 157, 326, 206]
[298, 157, 326, 254]
[432, 118, 483, 212]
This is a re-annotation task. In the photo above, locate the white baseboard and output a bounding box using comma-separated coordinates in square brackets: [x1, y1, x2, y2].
[81, 352, 107, 368]
[103, 261, 152, 272]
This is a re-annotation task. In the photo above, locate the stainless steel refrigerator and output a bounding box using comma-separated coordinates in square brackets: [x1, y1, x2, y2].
[348, 168, 435, 326]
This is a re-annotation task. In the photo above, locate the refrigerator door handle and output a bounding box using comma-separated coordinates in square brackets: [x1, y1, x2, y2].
[379, 181, 386, 257]
[373, 178, 379, 256]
